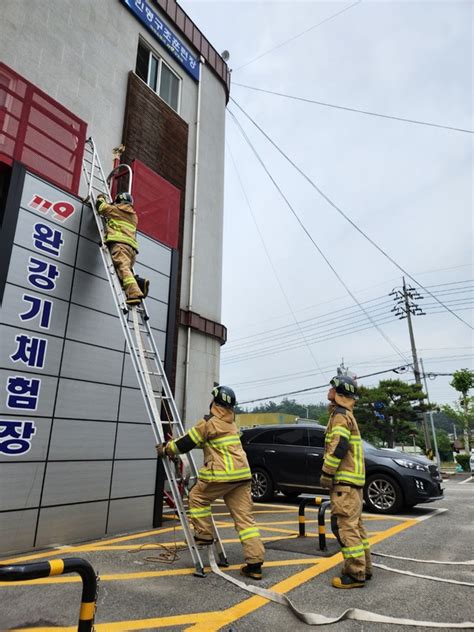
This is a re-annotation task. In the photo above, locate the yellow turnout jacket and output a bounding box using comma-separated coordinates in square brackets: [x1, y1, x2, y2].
[166, 403, 252, 483]
[322, 393, 365, 487]
[96, 197, 139, 252]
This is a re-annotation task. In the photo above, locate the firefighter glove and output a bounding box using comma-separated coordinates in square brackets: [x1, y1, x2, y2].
[156, 443, 167, 458]
[95, 193, 106, 210]
[320, 473, 334, 489]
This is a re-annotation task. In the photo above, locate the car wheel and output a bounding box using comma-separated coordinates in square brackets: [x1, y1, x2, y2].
[251, 468, 274, 502]
[364, 474, 403, 514]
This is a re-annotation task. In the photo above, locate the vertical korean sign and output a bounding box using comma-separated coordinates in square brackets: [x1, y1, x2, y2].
[0, 172, 81, 462]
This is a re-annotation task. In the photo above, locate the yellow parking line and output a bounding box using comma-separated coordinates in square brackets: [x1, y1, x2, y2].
[8, 518, 418, 631]
[1, 558, 325, 588]
[70, 534, 319, 551]
[0, 527, 179, 565]
[184, 518, 419, 632]
[12, 519, 417, 631]
[1, 510, 395, 566]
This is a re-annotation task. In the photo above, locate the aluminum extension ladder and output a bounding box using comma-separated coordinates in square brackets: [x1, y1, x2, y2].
[81, 137, 228, 576]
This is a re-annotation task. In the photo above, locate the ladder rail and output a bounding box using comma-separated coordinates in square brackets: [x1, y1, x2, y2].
[81, 138, 227, 574]
[107, 164, 133, 194]
[134, 313, 201, 481]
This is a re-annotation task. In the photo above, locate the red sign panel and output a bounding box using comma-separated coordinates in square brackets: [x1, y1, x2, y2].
[0, 62, 87, 195]
[131, 159, 181, 249]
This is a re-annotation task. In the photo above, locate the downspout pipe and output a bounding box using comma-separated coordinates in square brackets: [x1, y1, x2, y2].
[183, 56, 204, 423]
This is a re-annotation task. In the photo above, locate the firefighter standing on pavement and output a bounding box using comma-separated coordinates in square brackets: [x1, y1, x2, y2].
[156, 386, 265, 580]
[320, 374, 373, 589]
[96, 192, 148, 305]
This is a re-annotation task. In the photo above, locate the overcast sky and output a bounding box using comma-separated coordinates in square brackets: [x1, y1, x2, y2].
[180, 0, 473, 408]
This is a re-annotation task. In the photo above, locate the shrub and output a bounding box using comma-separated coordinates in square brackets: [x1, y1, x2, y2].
[455, 454, 471, 472]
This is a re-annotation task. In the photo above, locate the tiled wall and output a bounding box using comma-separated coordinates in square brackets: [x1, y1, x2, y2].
[0, 170, 172, 554]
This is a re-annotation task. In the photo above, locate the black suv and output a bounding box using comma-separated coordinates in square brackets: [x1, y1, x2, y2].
[241, 423, 444, 514]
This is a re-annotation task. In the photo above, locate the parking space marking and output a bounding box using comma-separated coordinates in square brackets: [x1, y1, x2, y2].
[394, 507, 448, 522]
[459, 476, 473, 484]
[65, 534, 332, 552]
[0, 513, 401, 567]
[1, 557, 328, 588]
[183, 517, 420, 632]
[6, 502, 446, 632]
[8, 514, 419, 631]
[0, 527, 179, 566]
[19, 518, 414, 632]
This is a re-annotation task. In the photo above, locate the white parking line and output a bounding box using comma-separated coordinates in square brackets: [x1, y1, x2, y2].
[459, 476, 473, 484]
[393, 507, 448, 522]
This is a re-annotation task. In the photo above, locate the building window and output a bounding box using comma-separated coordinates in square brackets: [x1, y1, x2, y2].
[135, 41, 181, 112]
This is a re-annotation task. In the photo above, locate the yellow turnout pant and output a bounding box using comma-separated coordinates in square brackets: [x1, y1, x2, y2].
[330, 485, 372, 581]
[109, 242, 143, 300]
[189, 480, 265, 564]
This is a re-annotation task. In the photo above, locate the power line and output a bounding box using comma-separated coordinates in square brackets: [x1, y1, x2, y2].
[226, 141, 328, 382]
[231, 350, 473, 390]
[224, 292, 473, 352]
[228, 109, 411, 364]
[227, 272, 472, 338]
[233, 1, 361, 72]
[224, 304, 394, 355]
[226, 294, 395, 346]
[223, 300, 473, 365]
[239, 365, 410, 405]
[426, 278, 473, 288]
[232, 83, 474, 135]
[229, 98, 474, 330]
[223, 314, 401, 365]
[225, 298, 395, 351]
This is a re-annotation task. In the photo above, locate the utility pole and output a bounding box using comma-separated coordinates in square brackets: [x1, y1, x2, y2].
[420, 358, 441, 466]
[390, 278, 432, 454]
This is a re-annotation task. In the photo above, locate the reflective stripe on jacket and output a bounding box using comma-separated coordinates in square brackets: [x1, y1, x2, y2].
[167, 404, 252, 483]
[96, 198, 139, 252]
[322, 394, 365, 487]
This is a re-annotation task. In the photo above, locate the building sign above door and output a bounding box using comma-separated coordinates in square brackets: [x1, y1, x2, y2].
[121, 0, 200, 81]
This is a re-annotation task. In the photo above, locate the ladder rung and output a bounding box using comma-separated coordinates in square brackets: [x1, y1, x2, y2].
[83, 139, 226, 570]
[134, 346, 155, 354]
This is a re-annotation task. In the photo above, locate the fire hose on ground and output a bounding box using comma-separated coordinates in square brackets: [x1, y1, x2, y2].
[208, 548, 474, 628]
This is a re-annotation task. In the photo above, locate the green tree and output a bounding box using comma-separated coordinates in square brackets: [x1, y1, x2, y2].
[431, 410, 463, 435]
[448, 369, 474, 452]
[355, 379, 427, 448]
[240, 398, 328, 421]
[435, 429, 454, 462]
[413, 427, 452, 461]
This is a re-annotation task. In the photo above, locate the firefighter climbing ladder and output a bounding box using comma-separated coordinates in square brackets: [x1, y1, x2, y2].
[81, 137, 228, 577]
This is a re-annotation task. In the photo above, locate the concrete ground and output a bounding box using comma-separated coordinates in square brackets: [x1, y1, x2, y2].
[0, 477, 473, 632]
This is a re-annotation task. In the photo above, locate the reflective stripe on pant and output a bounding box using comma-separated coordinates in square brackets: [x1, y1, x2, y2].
[188, 479, 265, 564]
[330, 485, 371, 581]
[109, 243, 143, 299]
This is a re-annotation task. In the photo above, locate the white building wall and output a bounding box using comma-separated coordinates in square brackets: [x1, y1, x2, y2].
[1, 0, 227, 425]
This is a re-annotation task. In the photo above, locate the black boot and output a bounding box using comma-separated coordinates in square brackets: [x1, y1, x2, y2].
[194, 536, 214, 546]
[331, 573, 365, 589]
[135, 275, 150, 298]
[240, 563, 263, 580]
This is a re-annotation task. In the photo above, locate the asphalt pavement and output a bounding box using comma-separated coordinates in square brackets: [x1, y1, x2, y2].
[0, 476, 472, 631]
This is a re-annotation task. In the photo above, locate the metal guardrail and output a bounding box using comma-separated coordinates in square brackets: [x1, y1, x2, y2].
[298, 495, 331, 551]
[0, 557, 98, 631]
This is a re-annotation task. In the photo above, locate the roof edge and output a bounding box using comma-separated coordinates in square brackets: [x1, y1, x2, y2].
[150, 0, 231, 102]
